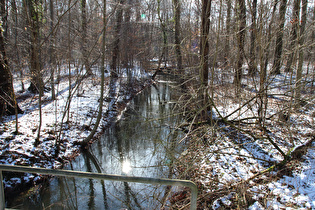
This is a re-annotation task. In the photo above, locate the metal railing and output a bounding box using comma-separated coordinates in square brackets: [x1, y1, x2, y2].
[0, 164, 197, 210]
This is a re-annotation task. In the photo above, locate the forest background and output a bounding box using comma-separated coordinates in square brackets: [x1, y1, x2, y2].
[0, 0, 314, 209]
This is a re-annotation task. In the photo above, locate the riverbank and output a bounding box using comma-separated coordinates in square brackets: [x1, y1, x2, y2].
[170, 71, 315, 209]
[0, 68, 152, 202]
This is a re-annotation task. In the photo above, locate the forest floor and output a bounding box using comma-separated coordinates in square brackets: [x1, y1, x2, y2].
[0, 66, 152, 202]
[171, 68, 315, 209]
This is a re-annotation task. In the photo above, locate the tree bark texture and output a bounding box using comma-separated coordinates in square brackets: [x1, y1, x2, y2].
[234, 0, 246, 88]
[272, 0, 287, 75]
[81, 0, 91, 75]
[0, 20, 22, 116]
[285, 0, 301, 73]
[27, 0, 44, 94]
[224, 0, 231, 68]
[199, 0, 211, 121]
[173, 0, 182, 71]
[200, 0, 211, 86]
[49, 0, 56, 100]
[249, 0, 257, 75]
[295, 0, 308, 105]
[111, 0, 125, 77]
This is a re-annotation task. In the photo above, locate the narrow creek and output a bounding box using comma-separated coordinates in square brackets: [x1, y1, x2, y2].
[13, 74, 186, 209]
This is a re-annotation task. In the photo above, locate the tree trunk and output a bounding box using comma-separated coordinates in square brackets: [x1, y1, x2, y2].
[122, 0, 132, 68]
[272, 0, 287, 75]
[67, 0, 72, 122]
[27, 0, 44, 94]
[224, 0, 231, 68]
[12, 0, 25, 92]
[50, 0, 56, 100]
[285, 0, 301, 73]
[258, 1, 278, 126]
[234, 0, 246, 89]
[0, 20, 22, 117]
[249, 0, 257, 76]
[0, 0, 8, 39]
[199, 0, 211, 120]
[81, 0, 107, 146]
[200, 0, 211, 86]
[81, 0, 91, 75]
[295, 0, 308, 106]
[111, 0, 125, 77]
[173, 0, 182, 71]
[157, 0, 168, 69]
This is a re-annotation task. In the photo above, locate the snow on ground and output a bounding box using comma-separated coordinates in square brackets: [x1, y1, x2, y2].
[0, 65, 152, 194]
[1, 65, 314, 209]
[175, 70, 315, 209]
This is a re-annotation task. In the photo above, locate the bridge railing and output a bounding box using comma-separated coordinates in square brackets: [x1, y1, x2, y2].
[0, 164, 197, 210]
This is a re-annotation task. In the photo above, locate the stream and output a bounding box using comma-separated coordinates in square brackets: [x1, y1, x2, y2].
[13, 74, 186, 209]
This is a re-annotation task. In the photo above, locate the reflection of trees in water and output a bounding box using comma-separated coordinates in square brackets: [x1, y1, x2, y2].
[24, 76, 185, 209]
[115, 123, 143, 209]
[83, 150, 108, 210]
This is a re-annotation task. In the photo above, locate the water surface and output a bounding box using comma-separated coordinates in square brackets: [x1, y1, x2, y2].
[14, 75, 185, 209]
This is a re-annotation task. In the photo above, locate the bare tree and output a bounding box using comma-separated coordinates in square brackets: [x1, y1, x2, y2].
[224, 0, 231, 68]
[257, 1, 278, 126]
[199, 0, 211, 120]
[249, 0, 257, 76]
[0, 11, 22, 118]
[0, 0, 7, 39]
[295, 0, 308, 105]
[234, 0, 246, 89]
[11, 0, 25, 92]
[49, 0, 56, 100]
[26, 0, 44, 94]
[111, 0, 125, 77]
[272, 0, 287, 75]
[81, 0, 91, 75]
[81, 0, 107, 146]
[200, 0, 211, 86]
[157, 0, 168, 69]
[173, 0, 182, 71]
[285, 0, 301, 73]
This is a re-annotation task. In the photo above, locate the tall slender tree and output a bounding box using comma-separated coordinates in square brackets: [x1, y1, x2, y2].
[173, 0, 182, 71]
[81, 0, 107, 146]
[199, 0, 211, 120]
[224, 0, 231, 68]
[249, 0, 257, 75]
[200, 0, 211, 86]
[285, 0, 301, 73]
[49, 0, 56, 100]
[111, 0, 125, 77]
[12, 0, 25, 92]
[0, 7, 22, 117]
[272, 0, 287, 75]
[81, 0, 91, 75]
[122, 0, 132, 68]
[295, 0, 308, 105]
[257, 1, 278, 126]
[26, 0, 44, 94]
[157, 0, 168, 69]
[234, 0, 246, 89]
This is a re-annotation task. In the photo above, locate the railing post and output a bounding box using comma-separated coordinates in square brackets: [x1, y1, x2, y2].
[0, 170, 5, 210]
[190, 183, 198, 210]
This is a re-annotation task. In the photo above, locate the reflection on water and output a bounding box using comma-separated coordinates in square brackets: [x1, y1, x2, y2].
[14, 75, 185, 209]
[122, 160, 132, 174]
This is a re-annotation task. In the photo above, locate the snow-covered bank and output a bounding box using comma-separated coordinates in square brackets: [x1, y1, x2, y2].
[172, 70, 315, 209]
[0, 67, 152, 200]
